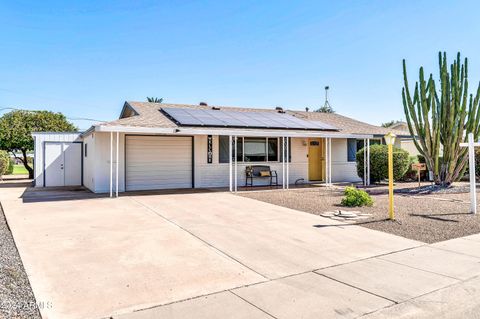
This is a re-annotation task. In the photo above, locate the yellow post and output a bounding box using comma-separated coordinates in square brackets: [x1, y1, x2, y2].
[388, 143, 394, 220]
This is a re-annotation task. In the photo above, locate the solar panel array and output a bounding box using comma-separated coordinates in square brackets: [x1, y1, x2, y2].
[161, 108, 337, 131]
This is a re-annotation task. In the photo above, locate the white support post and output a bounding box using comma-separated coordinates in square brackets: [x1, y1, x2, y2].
[109, 131, 113, 198]
[325, 138, 329, 185]
[286, 137, 289, 189]
[229, 135, 232, 192]
[363, 138, 367, 186]
[115, 132, 119, 197]
[282, 136, 285, 190]
[468, 133, 477, 214]
[234, 136, 238, 192]
[327, 138, 332, 185]
[366, 138, 370, 186]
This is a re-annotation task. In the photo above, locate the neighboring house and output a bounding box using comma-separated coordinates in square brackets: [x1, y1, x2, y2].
[385, 121, 420, 156]
[32, 102, 413, 193]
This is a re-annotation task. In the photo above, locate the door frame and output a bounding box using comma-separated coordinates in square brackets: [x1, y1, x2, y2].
[307, 138, 326, 182]
[43, 141, 83, 187]
[124, 134, 195, 191]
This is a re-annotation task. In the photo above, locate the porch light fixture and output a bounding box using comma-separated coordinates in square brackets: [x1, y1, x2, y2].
[384, 132, 396, 220]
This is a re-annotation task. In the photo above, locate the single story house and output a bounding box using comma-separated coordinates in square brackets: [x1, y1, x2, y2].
[32, 102, 411, 195]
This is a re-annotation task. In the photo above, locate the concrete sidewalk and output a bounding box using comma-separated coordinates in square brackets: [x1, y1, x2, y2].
[2, 184, 480, 318]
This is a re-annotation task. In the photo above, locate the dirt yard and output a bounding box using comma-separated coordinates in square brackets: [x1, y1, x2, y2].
[238, 182, 480, 243]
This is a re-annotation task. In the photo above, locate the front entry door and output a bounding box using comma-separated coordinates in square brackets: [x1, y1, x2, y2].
[308, 138, 325, 181]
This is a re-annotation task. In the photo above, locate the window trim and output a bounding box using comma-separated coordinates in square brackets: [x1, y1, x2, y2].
[219, 136, 281, 164]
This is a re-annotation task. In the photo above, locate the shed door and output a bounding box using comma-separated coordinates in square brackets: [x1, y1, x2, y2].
[125, 136, 193, 191]
[44, 142, 82, 187]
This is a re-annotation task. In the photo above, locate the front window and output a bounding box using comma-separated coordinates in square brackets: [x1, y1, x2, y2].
[219, 136, 279, 163]
[347, 138, 357, 162]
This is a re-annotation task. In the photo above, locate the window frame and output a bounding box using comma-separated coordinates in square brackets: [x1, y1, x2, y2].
[219, 136, 281, 163]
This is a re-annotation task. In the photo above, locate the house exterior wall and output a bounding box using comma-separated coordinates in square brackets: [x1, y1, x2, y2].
[89, 132, 125, 193]
[88, 133, 363, 193]
[32, 133, 82, 187]
[331, 138, 362, 183]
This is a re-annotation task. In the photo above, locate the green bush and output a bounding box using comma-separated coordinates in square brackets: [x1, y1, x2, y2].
[356, 144, 410, 183]
[341, 186, 374, 207]
[0, 150, 9, 176]
[6, 158, 14, 175]
[401, 156, 419, 181]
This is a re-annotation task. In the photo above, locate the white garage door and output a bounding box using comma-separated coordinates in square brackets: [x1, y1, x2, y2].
[126, 136, 193, 191]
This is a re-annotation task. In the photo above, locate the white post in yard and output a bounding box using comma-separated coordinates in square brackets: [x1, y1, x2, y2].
[468, 133, 477, 214]
[281, 136, 284, 189]
[460, 132, 477, 214]
[109, 131, 113, 198]
[229, 135, 232, 192]
[367, 138, 370, 186]
[116, 132, 119, 198]
[234, 136, 238, 192]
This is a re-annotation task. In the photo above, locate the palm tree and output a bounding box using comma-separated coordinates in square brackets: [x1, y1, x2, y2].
[146, 97, 163, 103]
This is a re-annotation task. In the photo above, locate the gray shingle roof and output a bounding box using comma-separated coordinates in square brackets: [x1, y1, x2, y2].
[99, 101, 411, 137]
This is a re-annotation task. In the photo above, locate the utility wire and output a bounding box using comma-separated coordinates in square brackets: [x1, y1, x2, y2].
[0, 107, 106, 122]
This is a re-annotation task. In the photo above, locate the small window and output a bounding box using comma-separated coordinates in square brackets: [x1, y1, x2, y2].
[347, 139, 357, 162]
[84, 143, 88, 157]
[267, 138, 278, 161]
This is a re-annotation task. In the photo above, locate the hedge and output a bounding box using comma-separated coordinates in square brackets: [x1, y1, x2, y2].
[356, 144, 410, 183]
[0, 150, 9, 176]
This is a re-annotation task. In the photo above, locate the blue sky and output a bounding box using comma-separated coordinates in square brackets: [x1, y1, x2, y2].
[1, 1, 480, 129]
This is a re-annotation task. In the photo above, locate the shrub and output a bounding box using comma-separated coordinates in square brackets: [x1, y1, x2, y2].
[341, 186, 374, 207]
[401, 156, 419, 181]
[0, 150, 9, 176]
[6, 158, 14, 175]
[356, 144, 410, 183]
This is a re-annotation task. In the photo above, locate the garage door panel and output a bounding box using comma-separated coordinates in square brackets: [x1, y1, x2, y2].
[126, 136, 192, 191]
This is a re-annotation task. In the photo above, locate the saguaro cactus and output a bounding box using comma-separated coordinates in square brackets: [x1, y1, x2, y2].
[402, 52, 480, 186]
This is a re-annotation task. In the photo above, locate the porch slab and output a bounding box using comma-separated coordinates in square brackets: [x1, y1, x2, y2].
[113, 291, 272, 319]
[431, 237, 480, 258]
[316, 258, 458, 303]
[232, 272, 393, 319]
[379, 246, 480, 280]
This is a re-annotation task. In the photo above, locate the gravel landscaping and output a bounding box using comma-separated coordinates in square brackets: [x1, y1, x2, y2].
[239, 183, 480, 243]
[0, 203, 41, 319]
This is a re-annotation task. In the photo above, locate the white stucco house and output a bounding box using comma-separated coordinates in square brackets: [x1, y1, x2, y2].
[32, 102, 411, 195]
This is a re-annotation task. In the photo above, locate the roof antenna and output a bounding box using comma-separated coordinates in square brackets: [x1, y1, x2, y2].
[324, 86, 331, 109]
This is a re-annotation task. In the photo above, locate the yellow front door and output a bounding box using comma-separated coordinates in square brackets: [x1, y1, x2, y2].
[308, 138, 325, 181]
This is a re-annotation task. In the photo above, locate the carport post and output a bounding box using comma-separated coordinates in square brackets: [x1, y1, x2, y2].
[116, 132, 119, 197]
[229, 135, 232, 192]
[286, 137, 289, 189]
[234, 136, 238, 192]
[282, 136, 285, 190]
[109, 132, 113, 198]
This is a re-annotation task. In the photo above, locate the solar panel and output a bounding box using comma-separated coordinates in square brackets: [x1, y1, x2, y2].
[161, 107, 337, 131]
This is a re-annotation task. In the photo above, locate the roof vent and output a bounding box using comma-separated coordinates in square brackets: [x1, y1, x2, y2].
[211, 106, 221, 110]
[199, 102, 208, 106]
[275, 106, 285, 113]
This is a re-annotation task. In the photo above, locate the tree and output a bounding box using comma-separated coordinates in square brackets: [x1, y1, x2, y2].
[381, 120, 402, 128]
[0, 110, 76, 178]
[314, 105, 335, 113]
[402, 52, 480, 186]
[146, 97, 163, 103]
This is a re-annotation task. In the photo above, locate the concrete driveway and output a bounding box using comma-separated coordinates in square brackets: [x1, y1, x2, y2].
[3, 185, 479, 318]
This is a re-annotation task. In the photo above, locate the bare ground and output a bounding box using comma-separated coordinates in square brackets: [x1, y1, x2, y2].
[238, 183, 480, 243]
